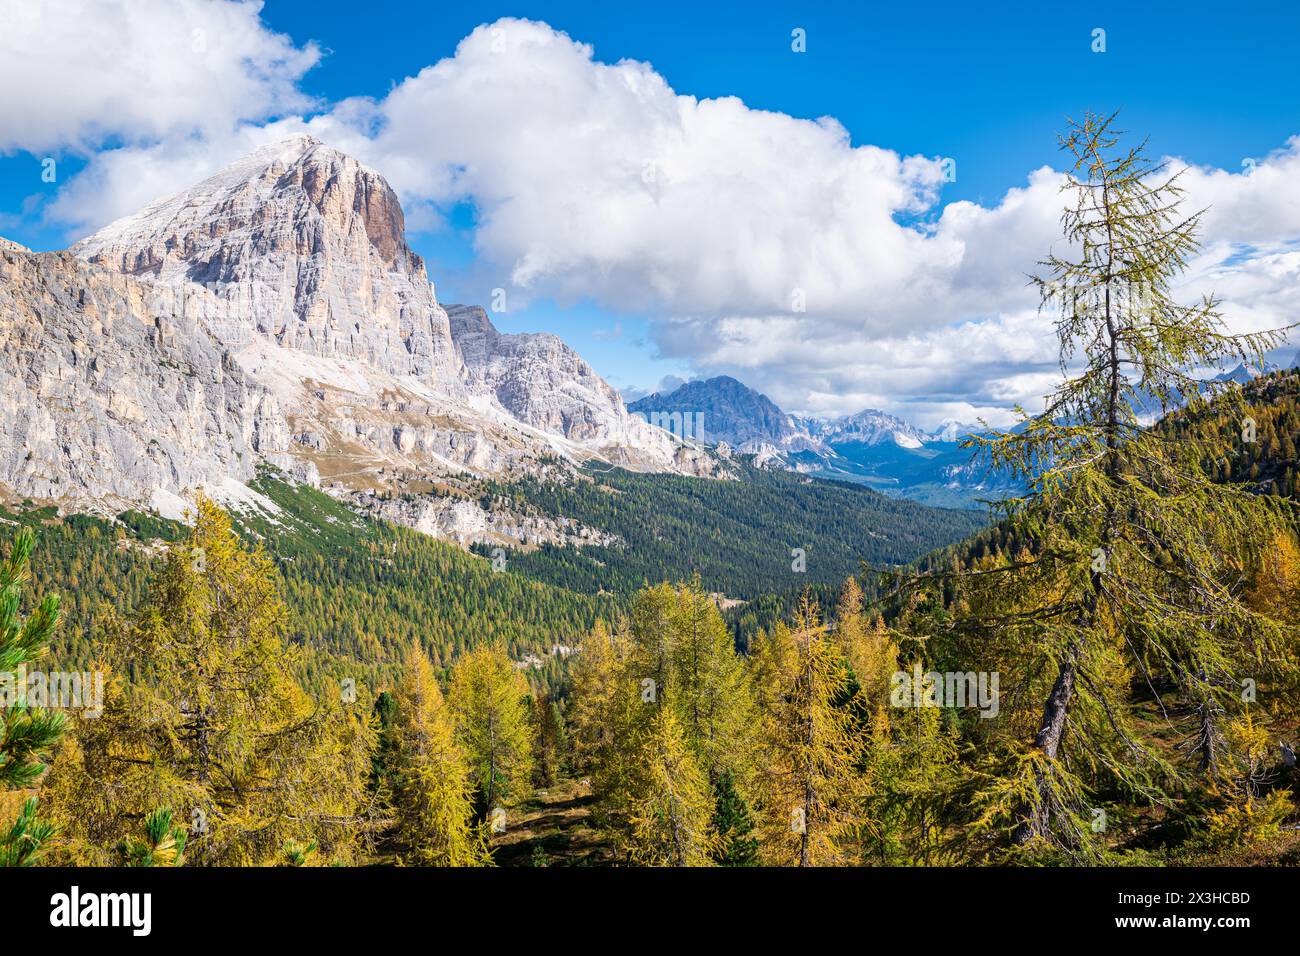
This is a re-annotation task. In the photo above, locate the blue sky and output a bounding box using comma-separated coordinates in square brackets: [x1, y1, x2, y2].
[250, 0, 1300, 204]
[3, 1, 1298, 422]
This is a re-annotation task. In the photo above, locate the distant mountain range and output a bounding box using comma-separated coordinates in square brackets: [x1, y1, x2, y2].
[630, 376, 1003, 507]
[628, 358, 1300, 507]
[1213, 356, 1298, 385]
[1128, 354, 1300, 423]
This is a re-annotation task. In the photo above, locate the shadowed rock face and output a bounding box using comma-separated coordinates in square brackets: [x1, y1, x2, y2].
[0, 245, 290, 510]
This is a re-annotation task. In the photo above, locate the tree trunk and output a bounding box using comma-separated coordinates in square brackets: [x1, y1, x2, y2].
[1012, 639, 1081, 844]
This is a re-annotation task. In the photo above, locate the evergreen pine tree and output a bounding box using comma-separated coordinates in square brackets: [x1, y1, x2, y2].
[119, 807, 187, 867]
[0, 797, 57, 867]
[0, 528, 65, 789]
[710, 769, 759, 866]
[0, 529, 64, 867]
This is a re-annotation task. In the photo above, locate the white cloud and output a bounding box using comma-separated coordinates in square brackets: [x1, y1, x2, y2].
[0, 0, 319, 155]
[353, 20, 952, 328]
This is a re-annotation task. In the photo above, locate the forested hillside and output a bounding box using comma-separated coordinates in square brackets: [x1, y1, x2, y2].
[13, 472, 613, 696]
[475, 463, 988, 600]
[14, 456, 984, 695]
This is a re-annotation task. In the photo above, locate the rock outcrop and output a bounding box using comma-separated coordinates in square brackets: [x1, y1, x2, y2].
[73, 135, 466, 388]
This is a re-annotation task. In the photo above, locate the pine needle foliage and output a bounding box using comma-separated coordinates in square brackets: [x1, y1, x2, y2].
[389, 641, 487, 866]
[43, 497, 376, 865]
[0, 528, 64, 790]
[888, 112, 1297, 850]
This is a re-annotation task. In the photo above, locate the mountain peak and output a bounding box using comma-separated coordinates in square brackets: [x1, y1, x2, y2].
[628, 375, 818, 451]
[71, 135, 457, 383]
[74, 135, 400, 265]
[811, 407, 929, 448]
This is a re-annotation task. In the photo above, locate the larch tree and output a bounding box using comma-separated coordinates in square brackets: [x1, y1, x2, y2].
[567, 619, 643, 837]
[43, 497, 376, 865]
[834, 576, 898, 707]
[894, 112, 1295, 850]
[880, 701, 962, 865]
[448, 642, 534, 821]
[625, 705, 717, 866]
[568, 620, 630, 779]
[753, 593, 868, 866]
[628, 583, 678, 712]
[663, 580, 761, 800]
[389, 641, 486, 866]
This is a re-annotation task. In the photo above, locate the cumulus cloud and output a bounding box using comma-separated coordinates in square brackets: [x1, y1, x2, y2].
[0, 0, 319, 155]
[21, 12, 1300, 426]
[342, 20, 950, 332]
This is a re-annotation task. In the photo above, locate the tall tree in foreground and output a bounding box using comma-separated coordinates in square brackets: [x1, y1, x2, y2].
[448, 643, 534, 820]
[625, 706, 717, 866]
[659, 580, 761, 799]
[568, 621, 632, 781]
[752, 594, 867, 865]
[0, 529, 63, 866]
[389, 642, 486, 866]
[899, 112, 1293, 850]
[44, 498, 376, 865]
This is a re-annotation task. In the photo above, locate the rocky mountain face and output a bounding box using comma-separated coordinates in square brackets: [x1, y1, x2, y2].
[356, 489, 619, 550]
[445, 304, 695, 467]
[0, 136, 718, 536]
[72, 136, 466, 387]
[0, 243, 294, 513]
